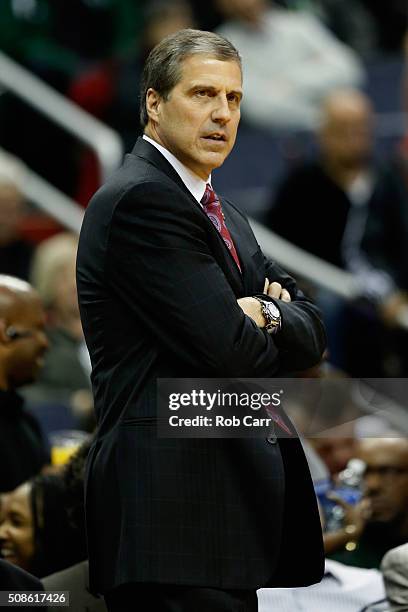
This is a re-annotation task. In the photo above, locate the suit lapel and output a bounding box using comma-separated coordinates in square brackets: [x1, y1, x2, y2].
[130, 138, 246, 295]
[222, 199, 262, 295]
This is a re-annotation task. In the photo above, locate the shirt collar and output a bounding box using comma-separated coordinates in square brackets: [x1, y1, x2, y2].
[324, 559, 351, 585]
[142, 135, 210, 205]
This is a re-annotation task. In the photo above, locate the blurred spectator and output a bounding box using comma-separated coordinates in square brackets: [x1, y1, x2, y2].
[0, 153, 34, 281]
[215, 0, 364, 130]
[0, 472, 87, 578]
[0, 275, 49, 493]
[266, 89, 408, 375]
[381, 542, 408, 612]
[267, 89, 371, 268]
[330, 438, 408, 569]
[286, 0, 377, 59]
[26, 233, 93, 429]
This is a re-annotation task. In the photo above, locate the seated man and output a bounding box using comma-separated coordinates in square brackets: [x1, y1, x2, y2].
[266, 89, 408, 375]
[0, 275, 50, 493]
[330, 438, 408, 569]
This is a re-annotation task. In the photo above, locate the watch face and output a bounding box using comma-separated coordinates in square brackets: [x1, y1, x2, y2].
[266, 302, 280, 319]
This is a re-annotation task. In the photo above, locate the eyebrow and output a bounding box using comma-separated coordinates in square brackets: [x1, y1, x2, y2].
[190, 85, 243, 100]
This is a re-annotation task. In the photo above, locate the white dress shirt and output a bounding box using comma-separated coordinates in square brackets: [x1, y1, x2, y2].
[258, 559, 386, 612]
[142, 135, 210, 205]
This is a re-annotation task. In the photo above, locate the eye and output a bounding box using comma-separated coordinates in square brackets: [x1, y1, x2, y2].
[9, 512, 25, 527]
[227, 93, 241, 106]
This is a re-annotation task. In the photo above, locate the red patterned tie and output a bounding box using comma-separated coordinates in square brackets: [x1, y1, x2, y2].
[201, 183, 241, 272]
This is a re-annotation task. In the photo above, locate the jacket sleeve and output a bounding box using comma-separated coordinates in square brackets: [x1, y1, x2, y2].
[261, 256, 326, 371]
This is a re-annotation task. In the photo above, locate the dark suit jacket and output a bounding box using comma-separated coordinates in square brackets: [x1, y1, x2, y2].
[76, 137, 326, 594]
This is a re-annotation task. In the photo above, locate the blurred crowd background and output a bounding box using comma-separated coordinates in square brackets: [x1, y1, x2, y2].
[1, 0, 408, 609]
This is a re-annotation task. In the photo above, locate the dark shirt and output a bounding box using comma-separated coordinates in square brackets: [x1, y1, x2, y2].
[267, 162, 350, 268]
[329, 522, 408, 569]
[266, 160, 408, 289]
[0, 560, 45, 611]
[0, 389, 49, 493]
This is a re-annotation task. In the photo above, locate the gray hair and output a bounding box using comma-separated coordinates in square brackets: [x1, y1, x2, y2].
[140, 28, 242, 127]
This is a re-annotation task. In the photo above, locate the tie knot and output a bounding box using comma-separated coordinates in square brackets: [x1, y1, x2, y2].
[201, 183, 218, 207]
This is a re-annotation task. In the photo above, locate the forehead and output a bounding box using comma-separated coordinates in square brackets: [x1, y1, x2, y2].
[7, 293, 45, 327]
[177, 54, 242, 89]
[3, 483, 31, 515]
[359, 440, 408, 466]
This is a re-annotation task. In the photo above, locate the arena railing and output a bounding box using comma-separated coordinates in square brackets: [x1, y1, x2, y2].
[249, 218, 408, 332]
[0, 51, 123, 183]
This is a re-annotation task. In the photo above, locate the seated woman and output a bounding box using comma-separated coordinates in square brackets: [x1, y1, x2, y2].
[0, 472, 86, 577]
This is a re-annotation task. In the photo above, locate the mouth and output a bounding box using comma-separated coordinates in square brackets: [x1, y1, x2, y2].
[202, 133, 227, 143]
[369, 499, 388, 513]
[0, 547, 17, 562]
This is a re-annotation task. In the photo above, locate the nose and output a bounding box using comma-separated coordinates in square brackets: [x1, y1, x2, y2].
[37, 330, 49, 352]
[363, 472, 382, 495]
[0, 520, 9, 540]
[212, 94, 231, 125]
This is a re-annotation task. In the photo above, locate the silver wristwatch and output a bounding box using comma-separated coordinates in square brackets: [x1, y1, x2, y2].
[253, 297, 281, 335]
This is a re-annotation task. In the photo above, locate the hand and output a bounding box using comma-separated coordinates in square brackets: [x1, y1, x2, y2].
[263, 278, 291, 302]
[322, 493, 372, 555]
[379, 291, 408, 328]
[237, 297, 266, 327]
[326, 492, 371, 541]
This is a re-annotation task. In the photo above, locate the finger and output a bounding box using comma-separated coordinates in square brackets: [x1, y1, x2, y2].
[280, 289, 291, 303]
[267, 282, 282, 299]
[326, 493, 351, 510]
[263, 278, 269, 294]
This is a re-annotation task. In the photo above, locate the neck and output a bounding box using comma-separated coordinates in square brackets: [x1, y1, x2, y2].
[398, 513, 408, 539]
[143, 130, 210, 182]
[0, 370, 9, 391]
[323, 158, 366, 189]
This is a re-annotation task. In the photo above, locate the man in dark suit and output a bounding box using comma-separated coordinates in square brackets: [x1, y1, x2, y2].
[76, 29, 326, 612]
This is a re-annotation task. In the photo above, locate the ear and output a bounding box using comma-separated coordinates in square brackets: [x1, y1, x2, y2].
[0, 319, 9, 345]
[146, 88, 162, 123]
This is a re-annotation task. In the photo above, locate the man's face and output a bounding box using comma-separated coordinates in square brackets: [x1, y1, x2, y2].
[0, 483, 34, 572]
[5, 293, 49, 387]
[319, 102, 373, 168]
[359, 439, 408, 524]
[147, 54, 242, 180]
